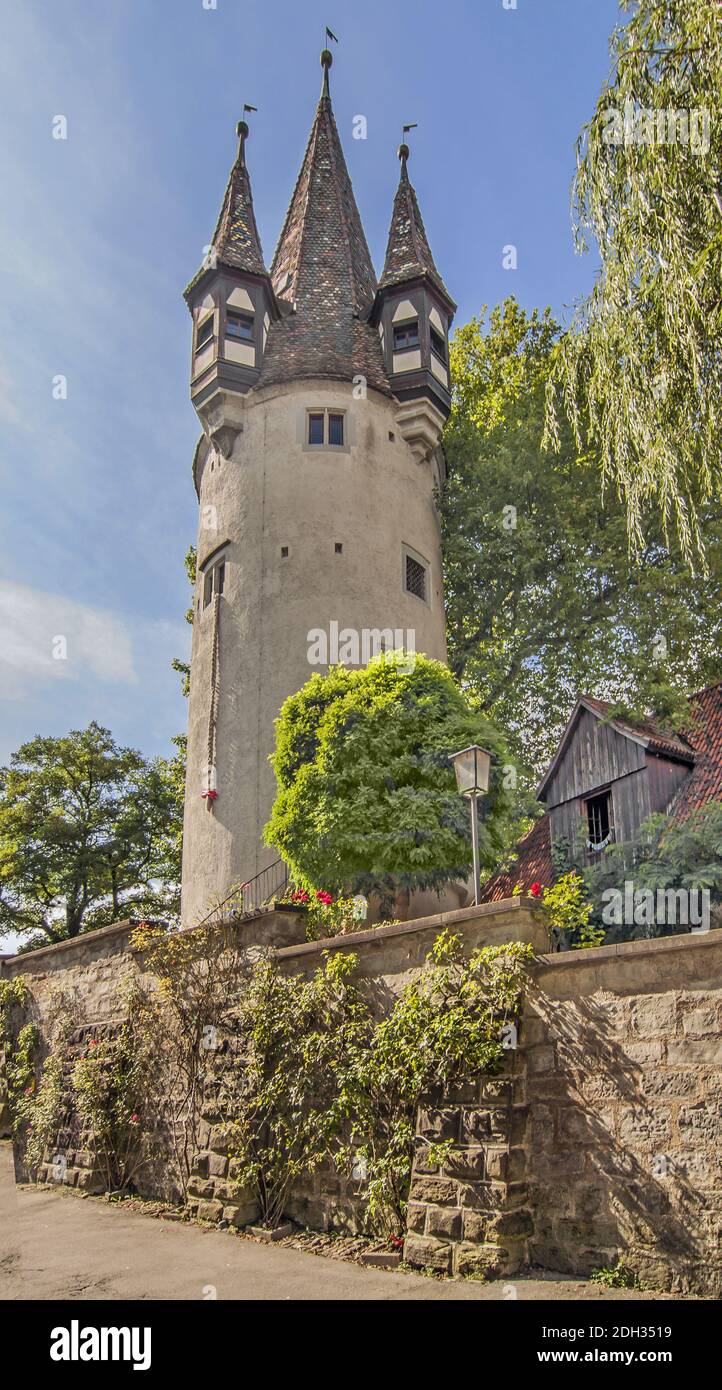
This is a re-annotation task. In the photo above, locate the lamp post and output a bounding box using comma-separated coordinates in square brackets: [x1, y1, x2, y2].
[449, 745, 492, 906]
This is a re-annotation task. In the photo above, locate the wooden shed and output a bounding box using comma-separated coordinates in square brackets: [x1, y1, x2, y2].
[537, 696, 695, 862]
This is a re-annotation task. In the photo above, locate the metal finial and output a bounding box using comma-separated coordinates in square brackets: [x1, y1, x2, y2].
[236, 107, 256, 165]
[398, 123, 417, 166]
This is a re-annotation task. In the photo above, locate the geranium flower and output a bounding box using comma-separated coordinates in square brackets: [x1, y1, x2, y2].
[529, 881, 542, 898]
[315, 890, 334, 905]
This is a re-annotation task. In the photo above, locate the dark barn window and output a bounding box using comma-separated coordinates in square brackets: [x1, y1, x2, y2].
[586, 789, 614, 854]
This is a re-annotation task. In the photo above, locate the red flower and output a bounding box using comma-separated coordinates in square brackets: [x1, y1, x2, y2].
[202, 789, 218, 801]
[129, 1113, 140, 1125]
[315, 890, 333, 905]
[88, 1038, 98, 1048]
[529, 881, 542, 898]
[291, 890, 310, 904]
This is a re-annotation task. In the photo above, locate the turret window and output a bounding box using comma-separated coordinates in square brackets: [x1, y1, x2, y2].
[226, 310, 254, 341]
[306, 409, 346, 448]
[430, 326, 446, 362]
[393, 321, 420, 351]
[196, 314, 214, 353]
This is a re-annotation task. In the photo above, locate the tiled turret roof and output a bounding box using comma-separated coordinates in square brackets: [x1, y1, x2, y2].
[209, 123, 268, 277]
[259, 54, 390, 394]
[378, 149, 454, 306]
[184, 122, 269, 301]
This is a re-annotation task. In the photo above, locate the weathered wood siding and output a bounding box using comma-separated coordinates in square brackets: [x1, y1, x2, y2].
[544, 709, 646, 809]
[545, 709, 694, 856]
[646, 754, 691, 817]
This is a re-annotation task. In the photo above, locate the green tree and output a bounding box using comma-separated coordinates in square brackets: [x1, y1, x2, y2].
[441, 298, 722, 779]
[0, 723, 181, 948]
[264, 651, 512, 902]
[546, 0, 722, 558]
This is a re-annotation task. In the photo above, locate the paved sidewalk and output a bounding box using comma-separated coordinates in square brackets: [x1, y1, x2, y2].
[0, 1143, 672, 1302]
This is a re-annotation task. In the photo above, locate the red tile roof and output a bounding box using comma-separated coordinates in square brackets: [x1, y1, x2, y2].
[671, 680, 722, 821]
[478, 814, 553, 903]
[378, 153, 454, 307]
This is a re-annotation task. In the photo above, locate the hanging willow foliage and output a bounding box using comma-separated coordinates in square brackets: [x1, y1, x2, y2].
[545, 0, 722, 563]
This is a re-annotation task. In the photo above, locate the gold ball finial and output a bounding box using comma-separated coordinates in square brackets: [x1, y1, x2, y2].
[398, 142, 410, 162]
[320, 48, 333, 68]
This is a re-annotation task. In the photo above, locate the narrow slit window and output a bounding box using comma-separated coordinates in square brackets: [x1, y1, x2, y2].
[393, 321, 420, 351]
[405, 554, 427, 601]
[226, 310, 254, 341]
[202, 556, 226, 608]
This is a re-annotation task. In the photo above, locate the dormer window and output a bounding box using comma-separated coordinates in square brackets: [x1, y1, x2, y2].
[226, 310, 254, 341]
[393, 321, 419, 351]
[430, 326, 446, 362]
[306, 409, 346, 448]
[196, 314, 214, 353]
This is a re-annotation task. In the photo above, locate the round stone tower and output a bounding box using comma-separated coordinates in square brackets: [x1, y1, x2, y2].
[181, 53, 457, 925]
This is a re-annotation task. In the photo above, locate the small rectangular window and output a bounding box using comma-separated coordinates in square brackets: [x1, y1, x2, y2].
[328, 413, 344, 446]
[430, 326, 446, 361]
[308, 413, 325, 445]
[196, 315, 214, 352]
[203, 570, 214, 607]
[226, 311, 254, 341]
[214, 561, 225, 596]
[393, 321, 419, 351]
[405, 554, 427, 601]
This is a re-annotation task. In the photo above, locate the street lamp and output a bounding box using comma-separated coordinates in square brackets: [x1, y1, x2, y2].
[449, 745, 492, 906]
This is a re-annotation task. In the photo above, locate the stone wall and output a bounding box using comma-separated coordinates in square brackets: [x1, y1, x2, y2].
[2, 905, 720, 1294]
[523, 932, 722, 1297]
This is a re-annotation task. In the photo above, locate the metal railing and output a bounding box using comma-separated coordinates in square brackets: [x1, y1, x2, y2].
[194, 858, 289, 930]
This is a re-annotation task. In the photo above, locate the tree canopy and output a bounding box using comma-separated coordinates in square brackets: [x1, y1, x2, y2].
[0, 723, 182, 948]
[546, 0, 722, 559]
[264, 652, 513, 901]
[441, 298, 722, 781]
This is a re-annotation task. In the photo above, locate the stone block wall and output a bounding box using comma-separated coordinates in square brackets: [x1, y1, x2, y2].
[522, 933, 722, 1297]
[404, 1063, 532, 1277]
[2, 905, 721, 1294]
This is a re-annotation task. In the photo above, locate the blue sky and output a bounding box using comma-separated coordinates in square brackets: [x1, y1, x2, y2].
[0, 0, 621, 777]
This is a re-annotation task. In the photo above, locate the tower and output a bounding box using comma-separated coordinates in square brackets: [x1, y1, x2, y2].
[181, 52, 456, 925]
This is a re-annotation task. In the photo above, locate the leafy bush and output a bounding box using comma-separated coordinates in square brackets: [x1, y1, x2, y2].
[265, 651, 513, 907]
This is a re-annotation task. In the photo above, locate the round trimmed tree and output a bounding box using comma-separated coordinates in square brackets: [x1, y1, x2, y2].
[264, 652, 513, 902]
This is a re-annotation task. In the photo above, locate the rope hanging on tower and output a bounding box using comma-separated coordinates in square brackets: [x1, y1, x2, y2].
[203, 592, 221, 808]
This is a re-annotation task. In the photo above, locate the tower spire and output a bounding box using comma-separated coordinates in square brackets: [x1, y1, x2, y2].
[259, 46, 388, 394]
[379, 136, 453, 306]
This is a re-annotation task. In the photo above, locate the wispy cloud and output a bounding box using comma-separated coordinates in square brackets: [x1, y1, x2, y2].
[0, 580, 137, 696]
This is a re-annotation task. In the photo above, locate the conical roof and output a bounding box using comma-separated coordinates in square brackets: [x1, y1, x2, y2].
[259, 54, 389, 394]
[379, 149, 454, 306]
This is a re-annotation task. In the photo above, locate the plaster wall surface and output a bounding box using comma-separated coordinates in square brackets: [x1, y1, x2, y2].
[182, 377, 448, 925]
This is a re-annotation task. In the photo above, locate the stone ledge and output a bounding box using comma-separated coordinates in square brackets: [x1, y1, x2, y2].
[534, 929, 722, 975]
[275, 896, 546, 960]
